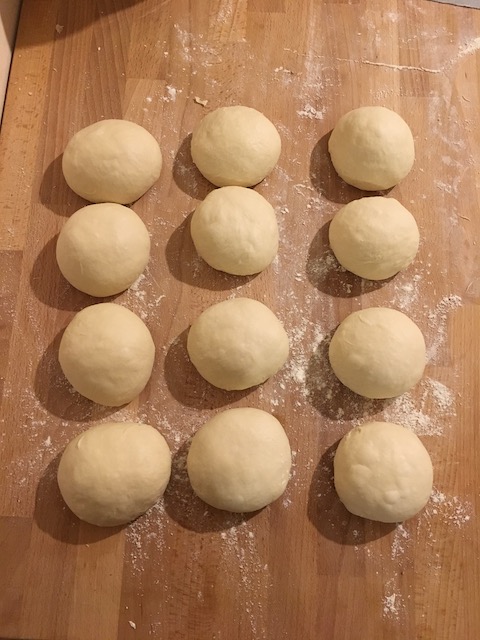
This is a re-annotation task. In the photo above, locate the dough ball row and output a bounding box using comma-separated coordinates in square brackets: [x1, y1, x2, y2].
[58, 408, 292, 526]
[53, 104, 434, 528]
[57, 298, 290, 407]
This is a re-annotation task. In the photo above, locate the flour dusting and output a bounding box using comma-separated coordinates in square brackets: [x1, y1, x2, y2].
[297, 104, 325, 120]
[391, 524, 410, 559]
[426, 294, 463, 362]
[427, 489, 472, 528]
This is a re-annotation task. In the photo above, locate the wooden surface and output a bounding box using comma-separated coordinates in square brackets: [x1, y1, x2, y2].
[1, 1, 480, 638]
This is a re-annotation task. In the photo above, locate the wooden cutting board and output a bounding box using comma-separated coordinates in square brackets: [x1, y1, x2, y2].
[1, 1, 479, 638]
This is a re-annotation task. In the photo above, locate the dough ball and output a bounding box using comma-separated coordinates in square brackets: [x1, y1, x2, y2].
[190, 106, 281, 187]
[56, 203, 151, 297]
[328, 106, 415, 190]
[59, 303, 155, 406]
[187, 408, 291, 512]
[329, 307, 426, 399]
[328, 197, 419, 280]
[57, 422, 171, 526]
[334, 421, 433, 523]
[187, 297, 289, 390]
[62, 119, 162, 204]
[190, 186, 279, 275]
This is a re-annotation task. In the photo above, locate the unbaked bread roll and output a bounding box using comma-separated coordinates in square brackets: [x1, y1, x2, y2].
[191, 106, 281, 187]
[190, 186, 279, 275]
[329, 307, 426, 399]
[334, 421, 433, 523]
[187, 408, 291, 512]
[187, 297, 289, 390]
[58, 422, 171, 526]
[328, 197, 419, 280]
[59, 303, 155, 406]
[328, 106, 414, 190]
[56, 203, 151, 296]
[62, 119, 162, 204]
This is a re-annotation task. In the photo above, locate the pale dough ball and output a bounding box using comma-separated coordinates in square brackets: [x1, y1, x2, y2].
[190, 186, 279, 275]
[190, 106, 281, 187]
[328, 106, 415, 190]
[187, 408, 291, 512]
[334, 421, 433, 522]
[328, 197, 419, 280]
[187, 297, 289, 390]
[57, 422, 171, 526]
[329, 307, 426, 399]
[56, 203, 151, 297]
[59, 303, 155, 406]
[62, 119, 162, 204]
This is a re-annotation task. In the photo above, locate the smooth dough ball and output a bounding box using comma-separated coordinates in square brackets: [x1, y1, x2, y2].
[190, 106, 281, 187]
[328, 106, 415, 190]
[56, 203, 151, 297]
[187, 408, 291, 512]
[329, 307, 426, 399]
[59, 303, 155, 406]
[57, 422, 171, 526]
[329, 197, 420, 280]
[334, 421, 433, 522]
[190, 186, 279, 276]
[187, 297, 289, 390]
[62, 119, 162, 204]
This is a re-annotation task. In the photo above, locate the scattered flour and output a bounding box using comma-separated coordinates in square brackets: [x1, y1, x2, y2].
[423, 378, 455, 413]
[426, 489, 472, 528]
[382, 376, 456, 437]
[297, 104, 325, 120]
[164, 85, 181, 102]
[391, 524, 410, 559]
[455, 36, 480, 64]
[383, 589, 404, 620]
[426, 294, 463, 362]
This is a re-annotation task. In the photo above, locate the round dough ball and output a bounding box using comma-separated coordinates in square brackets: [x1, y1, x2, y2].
[329, 307, 426, 399]
[190, 186, 279, 275]
[187, 408, 291, 512]
[59, 303, 155, 406]
[187, 298, 289, 390]
[190, 106, 281, 187]
[56, 203, 151, 297]
[62, 119, 162, 204]
[329, 197, 419, 280]
[334, 421, 433, 523]
[57, 422, 171, 526]
[328, 106, 415, 190]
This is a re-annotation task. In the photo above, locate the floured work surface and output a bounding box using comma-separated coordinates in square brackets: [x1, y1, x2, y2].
[0, 1, 479, 639]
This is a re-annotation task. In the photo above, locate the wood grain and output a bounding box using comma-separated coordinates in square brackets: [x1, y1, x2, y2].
[1, 1, 480, 638]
